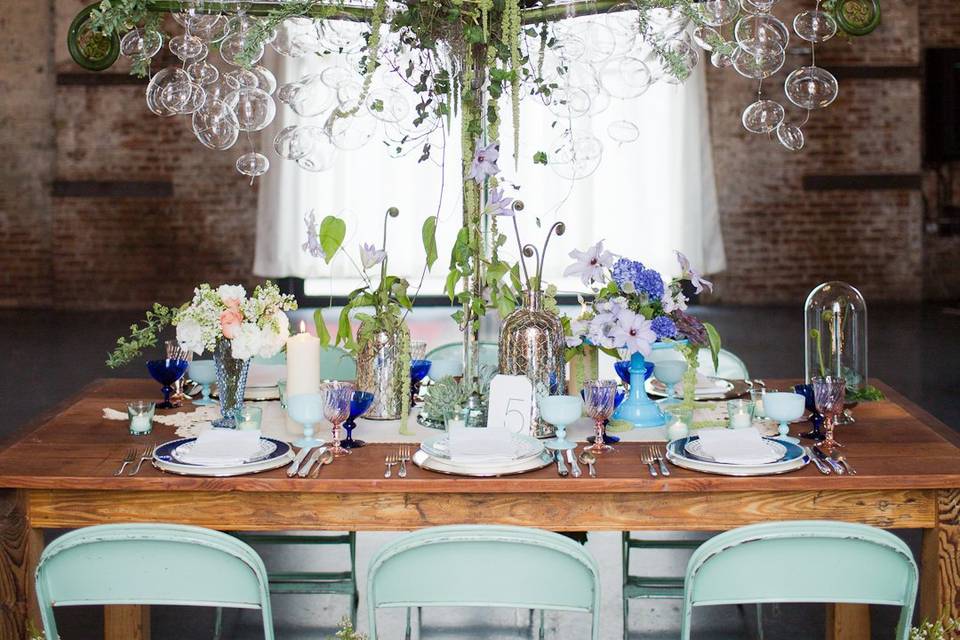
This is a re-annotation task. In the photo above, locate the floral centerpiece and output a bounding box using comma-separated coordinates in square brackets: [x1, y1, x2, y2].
[562, 245, 720, 427]
[304, 208, 416, 431]
[108, 282, 296, 426]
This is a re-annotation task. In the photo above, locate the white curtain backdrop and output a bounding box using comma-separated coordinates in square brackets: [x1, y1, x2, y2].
[253, 52, 724, 297]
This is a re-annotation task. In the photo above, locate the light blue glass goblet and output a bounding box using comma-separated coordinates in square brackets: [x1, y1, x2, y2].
[188, 360, 217, 407]
[286, 393, 325, 448]
[763, 391, 806, 444]
[539, 395, 583, 451]
[653, 360, 688, 406]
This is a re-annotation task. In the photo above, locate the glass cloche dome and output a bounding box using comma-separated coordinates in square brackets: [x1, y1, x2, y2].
[804, 281, 867, 392]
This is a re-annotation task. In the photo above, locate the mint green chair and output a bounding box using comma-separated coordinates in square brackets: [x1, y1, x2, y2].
[367, 525, 601, 640]
[253, 346, 356, 380]
[425, 341, 499, 369]
[35, 523, 275, 640]
[646, 346, 749, 380]
[681, 521, 918, 640]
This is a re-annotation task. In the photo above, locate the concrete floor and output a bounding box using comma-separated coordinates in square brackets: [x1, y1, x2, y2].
[3, 304, 957, 639]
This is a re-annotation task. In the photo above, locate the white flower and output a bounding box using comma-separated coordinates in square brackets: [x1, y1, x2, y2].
[662, 290, 688, 313]
[217, 284, 247, 307]
[359, 243, 387, 270]
[231, 322, 263, 360]
[610, 309, 656, 357]
[176, 317, 206, 355]
[563, 241, 615, 288]
[258, 311, 290, 358]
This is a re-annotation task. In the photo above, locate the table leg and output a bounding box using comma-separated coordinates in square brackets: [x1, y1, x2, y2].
[826, 604, 870, 640]
[105, 605, 150, 640]
[0, 490, 42, 640]
[920, 489, 960, 623]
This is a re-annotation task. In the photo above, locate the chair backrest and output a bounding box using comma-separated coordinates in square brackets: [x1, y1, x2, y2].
[696, 348, 749, 380]
[680, 521, 918, 640]
[367, 525, 601, 640]
[35, 524, 275, 640]
[320, 345, 357, 381]
[425, 341, 499, 369]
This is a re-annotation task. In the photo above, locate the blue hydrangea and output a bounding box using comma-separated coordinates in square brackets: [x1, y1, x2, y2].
[635, 268, 665, 300]
[611, 258, 642, 290]
[651, 315, 678, 340]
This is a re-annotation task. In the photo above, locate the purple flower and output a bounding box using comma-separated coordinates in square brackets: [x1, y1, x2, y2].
[672, 310, 708, 347]
[651, 315, 678, 340]
[675, 250, 713, 294]
[611, 258, 643, 292]
[359, 242, 386, 270]
[564, 241, 615, 287]
[469, 140, 500, 183]
[610, 309, 656, 357]
[302, 210, 324, 258]
[662, 289, 688, 313]
[635, 268, 665, 300]
[483, 187, 514, 217]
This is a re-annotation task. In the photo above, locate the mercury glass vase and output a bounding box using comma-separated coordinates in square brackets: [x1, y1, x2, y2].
[357, 329, 404, 420]
[498, 290, 566, 438]
[213, 337, 250, 428]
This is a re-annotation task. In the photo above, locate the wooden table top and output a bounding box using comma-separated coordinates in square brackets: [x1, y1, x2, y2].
[1, 378, 958, 494]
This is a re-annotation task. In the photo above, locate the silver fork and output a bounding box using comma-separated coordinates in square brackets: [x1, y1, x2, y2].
[640, 448, 658, 477]
[128, 446, 154, 476]
[651, 445, 670, 476]
[398, 446, 411, 478]
[384, 455, 398, 478]
[113, 448, 137, 476]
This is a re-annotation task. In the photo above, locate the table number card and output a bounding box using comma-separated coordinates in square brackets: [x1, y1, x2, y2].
[486, 374, 534, 435]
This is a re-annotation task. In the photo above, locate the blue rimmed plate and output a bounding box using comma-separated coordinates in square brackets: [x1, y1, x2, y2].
[666, 436, 808, 476]
[152, 436, 294, 477]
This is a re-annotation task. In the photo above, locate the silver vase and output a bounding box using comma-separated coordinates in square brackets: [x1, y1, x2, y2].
[498, 290, 566, 438]
[356, 329, 404, 420]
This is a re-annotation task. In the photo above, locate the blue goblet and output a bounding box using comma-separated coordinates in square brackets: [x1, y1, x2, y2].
[146, 358, 189, 409]
[410, 359, 432, 405]
[187, 360, 217, 407]
[342, 391, 374, 449]
[794, 383, 825, 441]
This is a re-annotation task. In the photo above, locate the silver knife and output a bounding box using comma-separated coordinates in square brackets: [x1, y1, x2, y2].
[812, 446, 843, 474]
[298, 448, 324, 478]
[566, 449, 582, 478]
[555, 450, 569, 477]
[286, 446, 314, 477]
[805, 447, 831, 474]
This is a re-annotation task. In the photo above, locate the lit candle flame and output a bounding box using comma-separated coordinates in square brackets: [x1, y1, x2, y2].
[299, 320, 307, 334]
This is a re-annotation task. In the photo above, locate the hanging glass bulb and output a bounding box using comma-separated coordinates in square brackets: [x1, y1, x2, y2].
[784, 66, 838, 109]
[793, 10, 837, 43]
[696, 0, 740, 27]
[776, 122, 805, 150]
[192, 100, 240, 150]
[236, 152, 270, 177]
[226, 87, 276, 132]
[121, 28, 162, 58]
[741, 99, 785, 133]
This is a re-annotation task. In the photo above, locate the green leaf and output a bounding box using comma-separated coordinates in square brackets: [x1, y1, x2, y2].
[533, 151, 548, 165]
[509, 263, 523, 292]
[318, 215, 346, 264]
[313, 309, 331, 346]
[336, 307, 354, 348]
[444, 269, 460, 302]
[704, 322, 722, 373]
[422, 216, 438, 270]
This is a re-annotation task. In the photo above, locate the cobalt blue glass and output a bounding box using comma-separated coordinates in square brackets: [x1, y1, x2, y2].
[342, 391, 374, 449]
[614, 360, 655, 386]
[146, 358, 189, 409]
[794, 383, 826, 441]
[410, 359, 432, 405]
[585, 389, 626, 445]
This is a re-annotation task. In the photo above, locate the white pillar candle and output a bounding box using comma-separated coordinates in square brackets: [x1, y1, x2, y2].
[286, 320, 321, 397]
[129, 415, 152, 435]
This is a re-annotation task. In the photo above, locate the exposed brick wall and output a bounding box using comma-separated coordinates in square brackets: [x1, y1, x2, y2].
[0, 0, 956, 309]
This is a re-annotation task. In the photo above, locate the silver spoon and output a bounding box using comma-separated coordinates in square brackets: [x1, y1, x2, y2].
[312, 448, 335, 477]
[578, 451, 597, 478]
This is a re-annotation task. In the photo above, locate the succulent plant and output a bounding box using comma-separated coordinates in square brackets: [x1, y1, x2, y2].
[423, 376, 467, 420]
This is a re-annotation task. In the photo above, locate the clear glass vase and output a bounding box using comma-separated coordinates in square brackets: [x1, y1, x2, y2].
[213, 337, 250, 428]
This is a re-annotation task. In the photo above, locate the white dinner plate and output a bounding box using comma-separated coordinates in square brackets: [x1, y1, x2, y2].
[420, 432, 544, 462]
[413, 449, 554, 477]
[666, 437, 808, 476]
[647, 377, 736, 400]
[683, 437, 787, 465]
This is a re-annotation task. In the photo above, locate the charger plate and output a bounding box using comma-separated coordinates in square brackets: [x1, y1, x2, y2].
[413, 449, 554, 477]
[666, 436, 808, 476]
[420, 433, 544, 461]
[646, 378, 749, 401]
[152, 437, 294, 477]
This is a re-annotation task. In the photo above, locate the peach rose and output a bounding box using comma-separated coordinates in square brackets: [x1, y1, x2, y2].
[219, 309, 243, 339]
[223, 298, 242, 312]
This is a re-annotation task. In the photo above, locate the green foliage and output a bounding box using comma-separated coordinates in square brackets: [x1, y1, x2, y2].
[331, 616, 368, 640]
[533, 151, 548, 165]
[87, 0, 162, 77]
[422, 216, 438, 269]
[318, 215, 347, 264]
[106, 303, 175, 368]
[846, 384, 885, 402]
[703, 321, 722, 373]
[423, 375, 468, 420]
[911, 616, 959, 640]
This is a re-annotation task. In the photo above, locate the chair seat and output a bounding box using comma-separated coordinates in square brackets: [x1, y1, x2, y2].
[624, 575, 685, 599]
[268, 571, 356, 595]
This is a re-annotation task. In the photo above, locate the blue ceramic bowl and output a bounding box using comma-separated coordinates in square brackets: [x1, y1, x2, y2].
[614, 360, 655, 386]
[410, 359, 432, 384]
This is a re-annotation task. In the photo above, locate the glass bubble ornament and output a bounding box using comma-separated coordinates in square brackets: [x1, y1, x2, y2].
[226, 87, 276, 132]
[793, 10, 837, 43]
[366, 89, 410, 123]
[550, 133, 604, 180]
[696, 0, 740, 27]
[711, 47, 736, 68]
[740, 0, 780, 14]
[236, 152, 270, 178]
[785, 66, 838, 109]
[159, 78, 196, 113]
[776, 122, 805, 151]
[226, 68, 259, 89]
[121, 28, 162, 58]
[329, 114, 377, 151]
[287, 76, 336, 117]
[296, 127, 338, 172]
[250, 66, 277, 95]
[741, 98, 785, 133]
[270, 17, 320, 57]
[189, 14, 229, 43]
[145, 68, 189, 116]
[169, 34, 206, 62]
[274, 125, 315, 160]
[547, 87, 592, 118]
[603, 55, 651, 99]
[206, 74, 241, 103]
[187, 60, 219, 85]
[736, 14, 790, 52]
[732, 40, 785, 79]
[220, 33, 263, 66]
[608, 120, 640, 143]
[661, 37, 699, 84]
[192, 99, 240, 150]
[693, 25, 722, 51]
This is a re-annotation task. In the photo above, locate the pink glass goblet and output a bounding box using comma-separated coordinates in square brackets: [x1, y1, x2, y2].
[812, 376, 846, 451]
[582, 380, 619, 455]
[322, 380, 356, 457]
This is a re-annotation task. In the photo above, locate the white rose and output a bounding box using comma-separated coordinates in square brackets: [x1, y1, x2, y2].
[175, 318, 205, 355]
[217, 284, 247, 306]
[231, 322, 262, 361]
[257, 311, 290, 358]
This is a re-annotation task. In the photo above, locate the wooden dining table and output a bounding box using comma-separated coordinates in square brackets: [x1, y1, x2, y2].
[0, 377, 958, 640]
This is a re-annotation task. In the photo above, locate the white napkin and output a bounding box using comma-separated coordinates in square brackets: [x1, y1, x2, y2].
[695, 427, 781, 465]
[447, 425, 516, 463]
[247, 363, 285, 389]
[177, 429, 263, 466]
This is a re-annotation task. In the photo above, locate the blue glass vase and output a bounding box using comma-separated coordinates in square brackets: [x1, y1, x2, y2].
[213, 338, 250, 428]
[611, 352, 666, 428]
